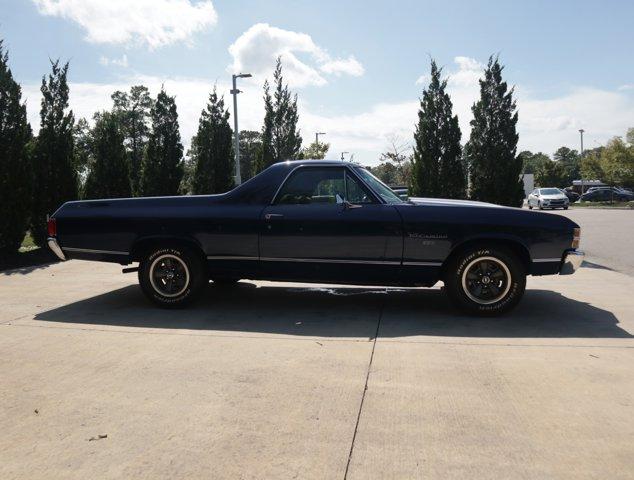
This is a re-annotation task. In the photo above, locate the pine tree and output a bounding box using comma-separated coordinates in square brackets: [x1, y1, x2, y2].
[111, 85, 153, 195]
[191, 87, 234, 194]
[84, 112, 131, 199]
[0, 40, 32, 255]
[31, 60, 78, 246]
[466, 56, 524, 206]
[140, 88, 184, 197]
[238, 130, 262, 181]
[255, 81, 274, 174]
[256, 58, 302, 172]
[411, 60, 465, 198]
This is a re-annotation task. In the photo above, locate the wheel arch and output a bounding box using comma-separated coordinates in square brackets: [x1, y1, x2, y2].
[441, 236, 531, 278]
[130, 235, 206, 263]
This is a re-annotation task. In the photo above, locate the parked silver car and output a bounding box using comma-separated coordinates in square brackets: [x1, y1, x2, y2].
[527, 188, 570, 210]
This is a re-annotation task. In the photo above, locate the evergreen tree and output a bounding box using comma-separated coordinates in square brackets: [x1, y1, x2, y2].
[466, 56, 524, 206]
[84, 112, 131, 199]
[411, 60, 465, 198]
[111, 85, 153, 195]
[0, 41, 32, 255]
[191, 87, 234, 194]
[255, 81, 274, 174]
[31, 60, 78, 246]
[73, 117, 92, 189]
[553, 146, 580, 185]
[238, 130, 262, 181]
[140, 88, 184, 196]
[257, 58, 302, 172]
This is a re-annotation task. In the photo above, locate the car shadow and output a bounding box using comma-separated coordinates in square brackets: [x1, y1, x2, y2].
[33, 283, 632, 339]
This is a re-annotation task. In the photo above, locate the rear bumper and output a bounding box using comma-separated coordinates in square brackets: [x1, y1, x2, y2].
[560, 250, 584, 275]
[47, 237, 66, 261]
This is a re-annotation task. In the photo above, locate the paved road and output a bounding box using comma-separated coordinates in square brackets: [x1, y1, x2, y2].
[1, 261, 633, 479]
[543, 208, 634, 276]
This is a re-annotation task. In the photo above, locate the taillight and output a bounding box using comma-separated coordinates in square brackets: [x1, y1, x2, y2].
[572, 227, 580, 248]
[47, 217, 57, 237]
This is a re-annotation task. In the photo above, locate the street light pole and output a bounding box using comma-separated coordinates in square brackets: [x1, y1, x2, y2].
[230, 73, 252, 185]
[315, 132, 326, 145]
[341, 151, 349, 161]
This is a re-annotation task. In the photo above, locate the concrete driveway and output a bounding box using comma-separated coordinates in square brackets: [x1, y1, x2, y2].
[1, 261, 633, 479]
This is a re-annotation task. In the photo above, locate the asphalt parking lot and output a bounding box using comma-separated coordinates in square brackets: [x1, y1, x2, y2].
[1, 215, 633, 479]
[545, 207, 634, 276]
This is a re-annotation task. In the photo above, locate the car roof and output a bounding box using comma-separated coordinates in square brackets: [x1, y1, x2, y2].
[275, 159, 359, 168]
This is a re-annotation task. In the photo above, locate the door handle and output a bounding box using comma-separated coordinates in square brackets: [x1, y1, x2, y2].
[265, 213, 284, 220]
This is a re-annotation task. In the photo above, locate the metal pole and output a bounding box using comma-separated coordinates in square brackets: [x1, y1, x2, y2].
[231, 75, 241, 185]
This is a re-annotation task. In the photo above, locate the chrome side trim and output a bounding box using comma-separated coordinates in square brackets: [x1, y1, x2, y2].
[260, 257, 401, 265]
[207, 256, 259, 261]
[402, 261, 443, 266]
[560, 250, 584, 275]
[47, 237, 66, 261]
[207, 255, 441, 266]
[532, 258, 562, 263]
[62, 247, 129, 255]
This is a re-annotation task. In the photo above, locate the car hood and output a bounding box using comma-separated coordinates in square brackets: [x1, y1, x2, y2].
[407, 197, 508, 208]
[539, 194, 568, 200]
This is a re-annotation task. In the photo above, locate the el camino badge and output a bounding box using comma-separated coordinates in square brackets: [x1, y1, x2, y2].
[408, 233, 448, 240]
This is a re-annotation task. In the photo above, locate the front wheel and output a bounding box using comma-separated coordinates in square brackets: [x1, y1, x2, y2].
[443, 247, 526, 315]
[139, 246, 207, 308]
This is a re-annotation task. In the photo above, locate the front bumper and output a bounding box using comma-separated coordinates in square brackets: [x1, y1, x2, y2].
[560, 250, 584, 275]
[47, 237, 66, 261]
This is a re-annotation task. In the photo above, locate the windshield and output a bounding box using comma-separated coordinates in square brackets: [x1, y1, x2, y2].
[354, 167, 403, 204]
[540, 188, 562, 195]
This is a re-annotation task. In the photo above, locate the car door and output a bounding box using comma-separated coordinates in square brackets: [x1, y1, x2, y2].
[259, 166, 403, 284]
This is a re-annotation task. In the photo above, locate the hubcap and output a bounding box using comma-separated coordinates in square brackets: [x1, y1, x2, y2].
[149, 254, 190, 298]
[461, 256, 511, 305]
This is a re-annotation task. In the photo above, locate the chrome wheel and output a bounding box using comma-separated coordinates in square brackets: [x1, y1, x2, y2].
[149, 254, 190, 298]
[461, 256, 511, 305]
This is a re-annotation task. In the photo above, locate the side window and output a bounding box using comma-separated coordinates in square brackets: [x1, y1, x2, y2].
[276, 168, 345, 205]
[346, 172, 375, 204]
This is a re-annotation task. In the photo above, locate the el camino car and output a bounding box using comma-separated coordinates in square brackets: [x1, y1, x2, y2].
[47, 160, 584, 315]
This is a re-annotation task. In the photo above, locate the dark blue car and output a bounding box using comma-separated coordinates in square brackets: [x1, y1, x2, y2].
[47, 160, 584, 315]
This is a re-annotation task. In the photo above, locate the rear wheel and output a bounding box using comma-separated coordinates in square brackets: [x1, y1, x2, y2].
[444, 246, 526, 315]
[139, 246, 206, 308]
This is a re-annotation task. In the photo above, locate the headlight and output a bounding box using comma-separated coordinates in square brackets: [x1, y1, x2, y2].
[572, 227, 581, 248]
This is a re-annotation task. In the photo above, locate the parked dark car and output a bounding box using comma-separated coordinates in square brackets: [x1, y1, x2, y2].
[563, 188, 580, 202]
[580, 188, 634, 202]
[47, 161, 583, 315]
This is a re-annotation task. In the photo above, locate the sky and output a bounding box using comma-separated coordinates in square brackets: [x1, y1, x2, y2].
[1, 0, 633, 165]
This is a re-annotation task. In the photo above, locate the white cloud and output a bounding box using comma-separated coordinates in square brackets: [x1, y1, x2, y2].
[319, 56, 364, 77]
[32, 0, 218, 49]
[99, 54, 128, 68]
[21, 57, 634, 166]
[228, 23, 364, 87]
